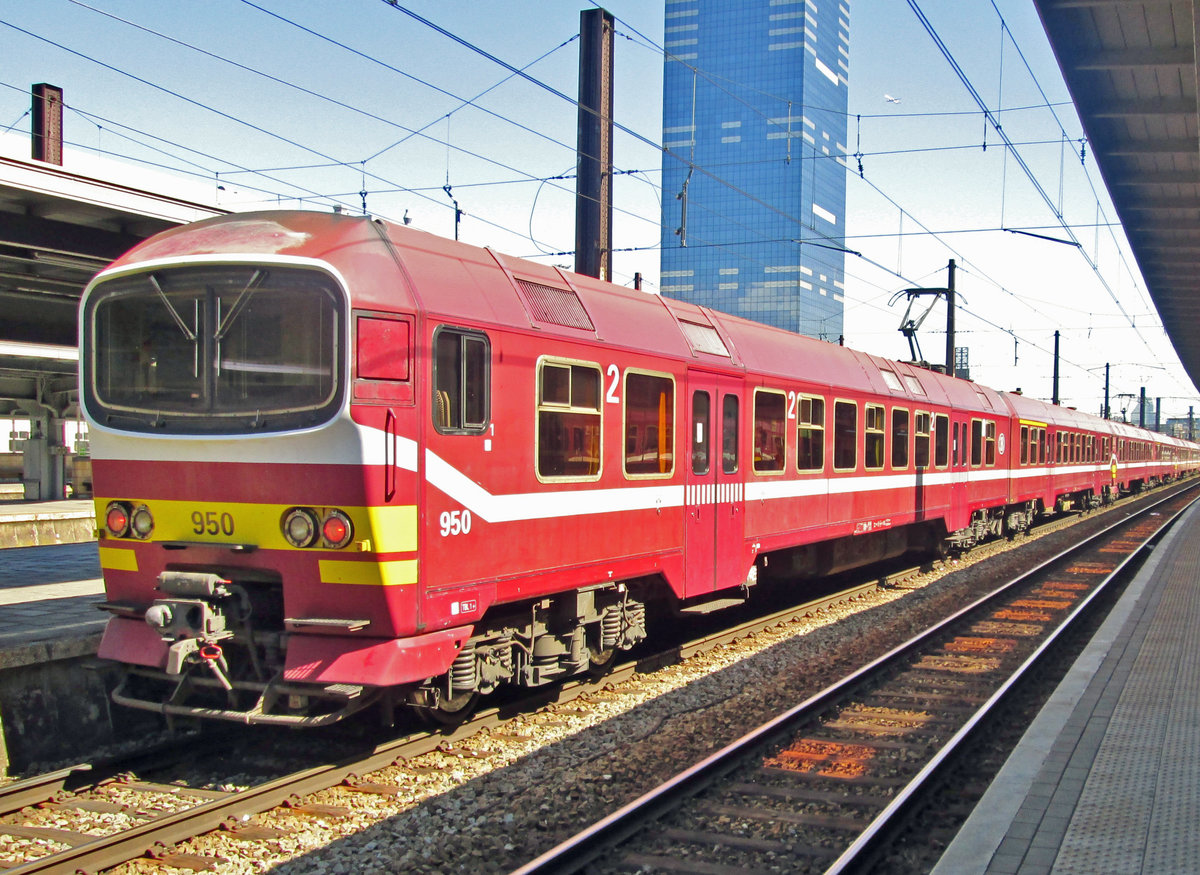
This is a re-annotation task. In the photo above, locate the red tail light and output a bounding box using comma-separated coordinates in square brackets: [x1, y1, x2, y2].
[105, 502, 131, 538]
[321, 510, 353, 549]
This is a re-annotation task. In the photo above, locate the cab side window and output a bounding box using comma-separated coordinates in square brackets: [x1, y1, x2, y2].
[433, 327, 489, 433]
[355, 313, 415, 405]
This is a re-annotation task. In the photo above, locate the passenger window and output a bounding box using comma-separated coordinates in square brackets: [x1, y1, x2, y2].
[1020, 426, 1029, 465]
[865, 404, 885, 470]
[971, 419, 984, 466]
[984, 421, 997, 466]
[891, 408, 910, 469]
[934, 414, 949, 468]
[914, 412, 931, 469]
[834, 400, 857, 471]
[753, 389, 786, 473]
[722, 394, 739, 474]
[797, 395, 825, 472]
[537, 359, 601, 480]
[433, 327, 489, 432]
[692, 391, 710, 475]
[624, 371, 675, 478]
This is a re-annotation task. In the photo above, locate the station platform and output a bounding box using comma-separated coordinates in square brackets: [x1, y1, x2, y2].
[0, 498, 95, 548]
[0, 540, 104, 651]
[0, 538, 115, 773]
[933, 499, 1200, 875]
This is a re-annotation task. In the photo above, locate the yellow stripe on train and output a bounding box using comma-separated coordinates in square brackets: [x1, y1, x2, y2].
[93, 498, 417, 555]
[99, 546, 139, 572]
[319, 559, 419, 586]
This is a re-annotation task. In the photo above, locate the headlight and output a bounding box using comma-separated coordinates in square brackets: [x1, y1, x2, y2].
[130, 504, 155, 539]
[282, 507, 320, 548]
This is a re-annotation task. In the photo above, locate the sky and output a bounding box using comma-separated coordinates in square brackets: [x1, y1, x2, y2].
[2, 0, 1196, 424]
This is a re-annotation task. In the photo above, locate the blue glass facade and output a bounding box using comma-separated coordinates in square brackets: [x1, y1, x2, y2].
[660, 0, 849, 340]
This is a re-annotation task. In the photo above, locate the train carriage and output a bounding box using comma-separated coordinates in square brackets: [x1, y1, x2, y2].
[80, 211, 1199, 726]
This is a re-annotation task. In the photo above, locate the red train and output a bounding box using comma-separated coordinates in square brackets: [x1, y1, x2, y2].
[80, 211, 1200, 726]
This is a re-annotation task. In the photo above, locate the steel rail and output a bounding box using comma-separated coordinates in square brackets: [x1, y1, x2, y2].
[0, 560, 882, 873]
[824, 487, 1196, 873]
[1, 484, 1174, 873]
[0, 765, 92, 818]
[508, 484, 1199, 875]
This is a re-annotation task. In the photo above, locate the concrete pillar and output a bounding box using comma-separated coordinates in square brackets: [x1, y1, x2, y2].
[19, 413, 66, 500]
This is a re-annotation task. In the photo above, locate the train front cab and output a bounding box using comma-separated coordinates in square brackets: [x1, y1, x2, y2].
[78, 220, 483, 727]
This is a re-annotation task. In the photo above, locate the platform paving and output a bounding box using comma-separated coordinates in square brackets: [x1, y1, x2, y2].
[0, 540, 104, 654]
[933, 500, 1200, 875]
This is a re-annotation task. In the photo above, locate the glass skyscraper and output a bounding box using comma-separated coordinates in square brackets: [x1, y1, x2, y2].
[659, 0, 849, 340]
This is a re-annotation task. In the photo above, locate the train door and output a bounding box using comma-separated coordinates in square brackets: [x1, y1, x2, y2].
[949, 414, 970, 528]
[684, 371, 745, 596]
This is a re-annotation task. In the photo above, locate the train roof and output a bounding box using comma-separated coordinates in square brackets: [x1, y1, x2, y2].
[999, 387, 1181, 445]
[102, 211, 1195, 448]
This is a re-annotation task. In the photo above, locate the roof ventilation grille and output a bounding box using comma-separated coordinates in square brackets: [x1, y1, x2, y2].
[515, 279, 594, 330]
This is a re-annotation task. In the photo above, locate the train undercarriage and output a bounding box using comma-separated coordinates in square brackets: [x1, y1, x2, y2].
[402, 582, 649, 724]
[107, 572, 653, 728]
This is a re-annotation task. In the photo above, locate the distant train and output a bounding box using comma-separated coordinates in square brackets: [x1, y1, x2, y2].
[80, 211, 1200, 726]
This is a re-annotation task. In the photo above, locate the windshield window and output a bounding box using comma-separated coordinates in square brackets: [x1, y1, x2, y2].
[84, 264, 344, 434]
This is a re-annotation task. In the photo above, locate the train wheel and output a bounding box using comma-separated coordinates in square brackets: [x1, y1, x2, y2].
[587, 646, 617, 679]
[413, 690, 480, 726]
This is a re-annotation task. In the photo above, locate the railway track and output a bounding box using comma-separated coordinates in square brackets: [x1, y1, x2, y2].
[0, 570, 887, 872]
[0, 485, 1184, 872]
[509, 484, 1199, 875]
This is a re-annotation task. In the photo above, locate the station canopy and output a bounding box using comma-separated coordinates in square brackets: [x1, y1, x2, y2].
[1034, 0, 1200, 393]
[0, 132, 224, 419]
